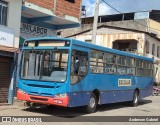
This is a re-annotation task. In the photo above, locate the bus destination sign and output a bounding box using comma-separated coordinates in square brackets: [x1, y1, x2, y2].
[25, 40, 70, 47]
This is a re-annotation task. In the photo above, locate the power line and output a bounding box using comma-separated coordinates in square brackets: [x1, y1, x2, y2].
[101, 0, 160, 37]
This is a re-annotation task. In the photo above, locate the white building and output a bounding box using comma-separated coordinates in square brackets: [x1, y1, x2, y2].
[0, 0, 22, 104]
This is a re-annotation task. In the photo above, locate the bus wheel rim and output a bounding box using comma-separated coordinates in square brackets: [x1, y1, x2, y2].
[134, 93, 138, 103]
[89, 98, 95, 108]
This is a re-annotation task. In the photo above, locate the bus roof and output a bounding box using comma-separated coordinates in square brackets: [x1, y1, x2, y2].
[24, 36, 153, 62]
[25, 36, 72, 42]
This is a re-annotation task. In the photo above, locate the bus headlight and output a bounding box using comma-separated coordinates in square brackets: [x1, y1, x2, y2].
[54, 93, 67, 98]
[18, 89, 27, 94]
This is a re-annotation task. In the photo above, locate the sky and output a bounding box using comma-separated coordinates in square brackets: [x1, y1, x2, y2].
[82, 0, 160, 17]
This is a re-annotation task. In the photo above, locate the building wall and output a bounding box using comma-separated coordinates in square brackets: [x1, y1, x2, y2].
[148, 19, 160, 38]
[62, 19, 149, 38]
[25, 0, 54, 10]
[74, 28, 146, 55]
[56, 0, 81, 19]
[145, 34, 160, 59]
[5, 0, 22, 48]
[24, 0, 82, 20]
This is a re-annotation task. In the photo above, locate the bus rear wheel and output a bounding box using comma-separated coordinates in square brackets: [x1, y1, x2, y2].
[85, 93, 98, 113]
[130, 90, 139, 107]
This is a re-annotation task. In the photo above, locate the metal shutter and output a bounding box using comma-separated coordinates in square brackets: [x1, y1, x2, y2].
[0, 57, 12, 103]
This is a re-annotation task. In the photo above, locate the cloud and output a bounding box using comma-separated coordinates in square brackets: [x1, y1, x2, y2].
[82, 0, 94, 17]
[99, 2, 117, 16]
[82, 0, 115, 17]
[82, 0, 160, 17]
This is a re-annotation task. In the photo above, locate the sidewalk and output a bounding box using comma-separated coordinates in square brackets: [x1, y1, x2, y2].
[0, 97, 25, 111]
[0, 105, 18, 111]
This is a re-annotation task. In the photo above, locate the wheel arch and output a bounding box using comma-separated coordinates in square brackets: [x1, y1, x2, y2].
[135, 88, 140, 95]
[92, 89, 100, 104]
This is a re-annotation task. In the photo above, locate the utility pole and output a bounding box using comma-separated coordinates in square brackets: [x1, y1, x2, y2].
[92, 0, 100, 44]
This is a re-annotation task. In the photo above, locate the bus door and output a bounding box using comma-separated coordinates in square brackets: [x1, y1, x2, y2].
[69, 50, 89, 106]
[70, 50, 88, 85]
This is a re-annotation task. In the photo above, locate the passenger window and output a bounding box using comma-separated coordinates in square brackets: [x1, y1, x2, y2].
[136, 59, 143, 68]
[117, 56, 126, 66]
[104, 53, 116, 74]
[104, 53, 116, 64]
[126, 57, 135, 75]
[104, 64, 116, 74]
[90, 50, 104, 73]
[117, 66, 126, 75]
[71, 50, 88, 84]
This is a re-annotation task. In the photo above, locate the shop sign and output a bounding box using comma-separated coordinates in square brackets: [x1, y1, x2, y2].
[20, 23, 56, 39]
[0, 26, 14, 47]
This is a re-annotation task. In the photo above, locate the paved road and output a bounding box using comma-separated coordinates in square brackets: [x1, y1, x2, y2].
[0, 96, 160, 125]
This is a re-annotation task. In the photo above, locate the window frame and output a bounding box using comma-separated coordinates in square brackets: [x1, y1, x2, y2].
[157, 46, 159, 57]
[0, 0, 8, 26]
[20, 49, 69, 83]
[152, 44, 155, 56]
[70, 49, 89, 85]
[89, 49, 153, 77]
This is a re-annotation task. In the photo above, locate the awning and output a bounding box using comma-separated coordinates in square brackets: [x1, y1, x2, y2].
[0, 45, 19, 53]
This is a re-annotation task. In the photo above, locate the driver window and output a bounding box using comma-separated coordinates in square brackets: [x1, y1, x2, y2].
[71, 50, 88, 84]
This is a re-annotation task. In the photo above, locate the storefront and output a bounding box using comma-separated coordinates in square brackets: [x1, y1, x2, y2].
[0, 26, 18, 104]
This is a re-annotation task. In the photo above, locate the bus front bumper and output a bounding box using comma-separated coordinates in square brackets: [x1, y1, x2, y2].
[17, 90, 69, 107]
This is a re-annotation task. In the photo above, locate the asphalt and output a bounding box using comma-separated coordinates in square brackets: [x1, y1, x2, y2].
[0, 96, 160, 125]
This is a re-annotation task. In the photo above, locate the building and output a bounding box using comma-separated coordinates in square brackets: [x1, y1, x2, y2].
[0, 0, 22, 104]
[20, 0, 82, 45]
[62, 10, 160, 38]
[67, 25, 160, 84]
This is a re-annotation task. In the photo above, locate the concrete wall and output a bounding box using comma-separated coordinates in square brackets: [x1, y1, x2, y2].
[5, 0, 22, 48]
[74, 27, 146, 55]
[62, 19, 149, 37]
[148, 19, 160, 38]
[144, 34, 160, 59]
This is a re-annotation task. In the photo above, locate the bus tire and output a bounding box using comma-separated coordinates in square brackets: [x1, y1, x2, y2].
[130, 90, 139, 107]
[85, 93, 97, 113]
[25, 102, 32, 107]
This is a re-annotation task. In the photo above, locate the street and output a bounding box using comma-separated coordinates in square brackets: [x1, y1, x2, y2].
[0, 96, 160, 125]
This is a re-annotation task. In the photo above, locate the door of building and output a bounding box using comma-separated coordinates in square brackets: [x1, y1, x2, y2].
[0, 56, 12, 103]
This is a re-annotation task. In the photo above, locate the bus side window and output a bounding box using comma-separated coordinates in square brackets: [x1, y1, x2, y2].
[71, 50, 88, 84]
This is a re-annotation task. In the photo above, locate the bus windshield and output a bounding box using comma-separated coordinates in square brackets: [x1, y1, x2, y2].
[21, 49, 69, 82]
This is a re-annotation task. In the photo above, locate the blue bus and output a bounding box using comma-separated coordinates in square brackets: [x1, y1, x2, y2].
[17, 37, 153, 113]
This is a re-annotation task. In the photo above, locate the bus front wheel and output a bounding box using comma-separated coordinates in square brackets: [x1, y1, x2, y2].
[85, 93, 98, 113]
[130, 90, 139, 107]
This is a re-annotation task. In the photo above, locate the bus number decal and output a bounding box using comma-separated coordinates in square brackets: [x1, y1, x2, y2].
[118, 79, 131, 86]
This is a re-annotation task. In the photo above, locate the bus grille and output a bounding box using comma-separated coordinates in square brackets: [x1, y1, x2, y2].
[30, 97, 48, 102]
[29, 92, 53, 96]
[26, 84, 59, 88]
